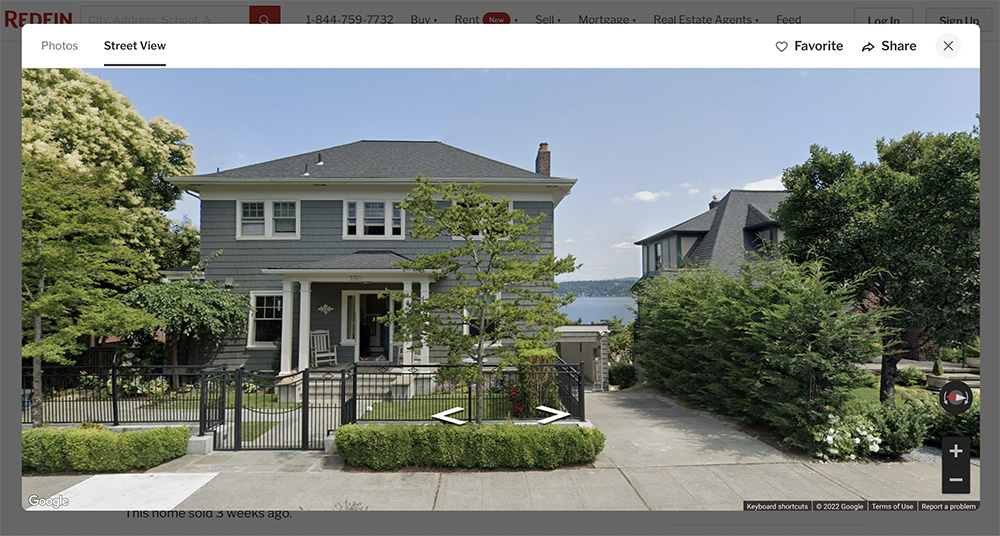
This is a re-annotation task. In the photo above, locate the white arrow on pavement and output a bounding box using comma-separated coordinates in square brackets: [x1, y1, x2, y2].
[536, 406, 570, 425]
[432, 407, 466, 425]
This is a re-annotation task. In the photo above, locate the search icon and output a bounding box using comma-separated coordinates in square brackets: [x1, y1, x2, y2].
[249, 6, 280, 24]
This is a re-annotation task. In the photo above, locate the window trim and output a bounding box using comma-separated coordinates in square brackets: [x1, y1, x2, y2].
[342, 200, 406, 240]
[236, 200, 301, 240]
[451, 200, 515, 240]
[247, 291, 283, 349]
[462, 291, 503, 346]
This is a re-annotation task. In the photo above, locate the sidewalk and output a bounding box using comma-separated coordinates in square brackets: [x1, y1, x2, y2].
[22, 391, 980, 511]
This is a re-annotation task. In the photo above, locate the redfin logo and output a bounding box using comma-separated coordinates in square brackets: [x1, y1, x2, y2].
[4, 11, 73, 28]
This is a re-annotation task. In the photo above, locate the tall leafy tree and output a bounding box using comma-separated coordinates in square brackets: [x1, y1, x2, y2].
[385, 176, 578, 423]
[121, 257, 249, 385]
[21, 148, 159, 427]
[22, 68, 196, 277]
[776, 126, 979, 404]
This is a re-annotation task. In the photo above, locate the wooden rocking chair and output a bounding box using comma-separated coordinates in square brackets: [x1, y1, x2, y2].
[310, 329, 338, 367]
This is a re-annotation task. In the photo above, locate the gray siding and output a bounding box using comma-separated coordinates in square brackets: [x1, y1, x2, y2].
[200, 199, 556, 369]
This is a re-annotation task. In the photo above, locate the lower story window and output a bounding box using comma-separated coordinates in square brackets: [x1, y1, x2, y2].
[250, 293, 283, 346]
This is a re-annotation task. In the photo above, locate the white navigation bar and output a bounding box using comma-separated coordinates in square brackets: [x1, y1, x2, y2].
[22, 24, 979, 68]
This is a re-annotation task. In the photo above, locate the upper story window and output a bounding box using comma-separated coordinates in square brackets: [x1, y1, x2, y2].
[237, 200, 299, 239]
[654, 242, 663, 271]
[453, 200, 513, 240]
[344, 201, 404, 239]
[752, 226, 783, 253]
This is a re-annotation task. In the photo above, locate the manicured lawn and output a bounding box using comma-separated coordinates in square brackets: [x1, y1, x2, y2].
[360, 394, 516, 421]
[241, 421, 278, 442]
[161, 392, 301, 410]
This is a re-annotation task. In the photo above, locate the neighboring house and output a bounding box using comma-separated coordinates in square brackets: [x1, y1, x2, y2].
[633, 189, 790, 283]
[169, 140, 575, 373]
[630, 189, 789, 369]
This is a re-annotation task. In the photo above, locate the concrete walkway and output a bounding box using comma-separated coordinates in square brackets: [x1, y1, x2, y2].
[22, 390, 979, 511]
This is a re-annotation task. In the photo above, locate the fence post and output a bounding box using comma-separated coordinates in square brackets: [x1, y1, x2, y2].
[351, 366, 358, 424]
[111, 363, 120, 426]
[234, 368, 243, 451]
[577, 362, 585, 420]
[198, 370, 207, 436]
[301, 369, 310, 450]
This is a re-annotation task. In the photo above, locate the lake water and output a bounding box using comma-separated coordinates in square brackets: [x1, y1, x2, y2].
[560, 296, 636, 324]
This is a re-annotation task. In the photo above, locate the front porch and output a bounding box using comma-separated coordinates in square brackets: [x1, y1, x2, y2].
[261, 251, 436, 375]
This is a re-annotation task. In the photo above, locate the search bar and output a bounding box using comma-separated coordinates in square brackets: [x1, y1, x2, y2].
[80, 5, 247, 24]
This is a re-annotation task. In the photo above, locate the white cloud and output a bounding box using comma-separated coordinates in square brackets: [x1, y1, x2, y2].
[564, 238, 574, 243]
[586, 230, 597, 235]
[743, 175, 784, 190]
[687, 188, 700, 195]
[611, 241, 636, 251]
[710, 187, 726, 195]
[615, 190, 670, 203]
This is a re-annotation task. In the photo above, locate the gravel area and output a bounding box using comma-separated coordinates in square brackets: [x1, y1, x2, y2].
[904, 444, 942, 463]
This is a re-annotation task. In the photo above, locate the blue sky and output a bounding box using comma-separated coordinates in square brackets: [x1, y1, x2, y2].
[87, 68, 979, 280]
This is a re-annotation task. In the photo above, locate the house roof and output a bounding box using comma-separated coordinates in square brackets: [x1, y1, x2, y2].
[635, 206, 716, 245]
[179, 140, 569, 181]
[635, 189, 790, 277]
[686, 190, 789, 273]
[271, 251, 412, 271]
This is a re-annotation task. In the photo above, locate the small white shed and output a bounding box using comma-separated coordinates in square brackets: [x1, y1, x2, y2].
[555, 325, 610, 391]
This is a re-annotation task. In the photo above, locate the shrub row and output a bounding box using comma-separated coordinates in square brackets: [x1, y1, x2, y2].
[22, 425, 189, 473]
[335, 423, 605, 470]
[635, 259, 890, 454]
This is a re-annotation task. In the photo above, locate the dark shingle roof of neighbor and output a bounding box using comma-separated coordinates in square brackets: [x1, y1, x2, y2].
[194, 140, 563, 180]
[635, 205, 717, 245]
[686, 190, 789, 274]
[274, 251, 412, 271]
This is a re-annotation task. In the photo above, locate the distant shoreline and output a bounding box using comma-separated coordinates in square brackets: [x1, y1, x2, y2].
[555, 277, 639, 298]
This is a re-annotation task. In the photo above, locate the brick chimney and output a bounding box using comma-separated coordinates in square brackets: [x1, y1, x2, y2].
[709, 195, 720, 209]
[535, 142, 551, 176]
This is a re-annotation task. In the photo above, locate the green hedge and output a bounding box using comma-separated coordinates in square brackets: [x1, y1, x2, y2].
[608, 362, 638, 388]
[635, 259, 891, 454]
[22, 426, 189, 473]
[335, 423, 605, 470]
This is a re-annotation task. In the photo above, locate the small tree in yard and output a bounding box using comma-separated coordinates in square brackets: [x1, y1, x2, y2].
[121, 258, 249, 386]
[385, 176, 579, 424]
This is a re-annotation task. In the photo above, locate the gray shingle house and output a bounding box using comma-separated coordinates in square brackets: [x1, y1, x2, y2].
[634, 189, 790, 282]
[169, 141, 575, 373]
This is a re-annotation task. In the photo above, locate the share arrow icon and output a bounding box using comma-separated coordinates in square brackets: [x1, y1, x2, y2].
[536, 406, 570, 425]
[432, 407, 466, 425]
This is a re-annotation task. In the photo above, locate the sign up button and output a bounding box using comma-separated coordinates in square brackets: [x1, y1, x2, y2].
[926, 8, 993, 32]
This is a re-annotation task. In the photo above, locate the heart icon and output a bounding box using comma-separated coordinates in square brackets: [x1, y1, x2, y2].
[775, 41, 788, 52]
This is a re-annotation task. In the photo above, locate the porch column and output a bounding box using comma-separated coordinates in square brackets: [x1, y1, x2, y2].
[297, 281, 312, 371]
[420, 283, 430, 363]
[402, 280, 413, 365]
[280, 280, 294, 375]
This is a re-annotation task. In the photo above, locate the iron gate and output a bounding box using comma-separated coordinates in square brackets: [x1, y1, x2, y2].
[199, 368, 345, 451]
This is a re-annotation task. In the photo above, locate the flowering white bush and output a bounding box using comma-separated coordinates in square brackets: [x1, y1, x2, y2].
[811, 413, 883, 461]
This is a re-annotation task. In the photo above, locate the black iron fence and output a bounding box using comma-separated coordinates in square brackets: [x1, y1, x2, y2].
[24, 361, 585, 451]
[21, 364, 214, 425]
[348, 362, 585, 424]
